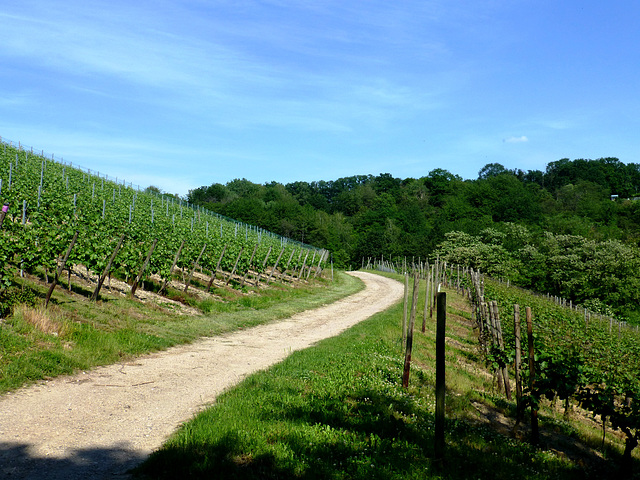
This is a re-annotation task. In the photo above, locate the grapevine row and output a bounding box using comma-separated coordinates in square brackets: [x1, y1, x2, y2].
[0, 138, 328, 301]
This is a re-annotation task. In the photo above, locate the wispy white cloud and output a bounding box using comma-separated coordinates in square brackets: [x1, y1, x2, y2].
[504, 135, 529, 143]
[0, 0, 451, 123]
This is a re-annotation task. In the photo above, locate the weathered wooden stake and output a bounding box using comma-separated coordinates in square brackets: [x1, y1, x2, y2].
[240, 244, 258, 287]
[296, 251, 309, 280]
[513, 304, 523, 425]
[305, 251, 317, 280]
[493, 301, 511, 399]
[280, 249, 296, 281]
[422, 263, 430, 333]
[226, 247, 244, 286]
[435, 291, 447, 465]
[258, 245, 273, 283]
[91, 233, 125, 301]
[401, 272, 409, 346]
[184, 244, 207, 292]
[266, 247, 285, 284]
[131, 239, 158, 296]
[207, 244, 227, 290]
[45, 231, 79, 307]
[159, 240, 185, 295]
[402, 272, 420, 388]
[526, 306, 539, 445]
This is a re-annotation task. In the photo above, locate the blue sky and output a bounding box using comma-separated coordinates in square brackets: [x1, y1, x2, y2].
[1, 1, 639, 196]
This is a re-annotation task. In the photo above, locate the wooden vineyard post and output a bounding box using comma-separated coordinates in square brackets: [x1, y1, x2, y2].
[305, 251, 317, 280]
[491, 301, 511, 399]
[131, 238, 158, 296]
[184, 243, 207, 292]
[402, 272, 420, 388]
[226, 247, 244, 286]
[478, 302, 489, 353]
[526, 306, 539, 445]
[91, 233, 125, 301]
[45, 230, 78, 307]
[257, 246, 273, 283]
[513, 304, 523, 425]
[313, 250, 325, 278]
[266, 247, 285, 284]
[296, 251, 309, 281]
[422, 263, 430, 333]
[159, 239, 184, 295]
[280, 249, 296, 282]
[240, 244, 258, 287]
[435, 291, 447, 466]
[207, 244, 227, 290]
[489, 302, 504, 394]
[431, 264, 438, 319]
[402, 272, 409, 347]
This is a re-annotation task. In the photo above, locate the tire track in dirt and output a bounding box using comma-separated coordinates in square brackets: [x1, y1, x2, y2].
[0, 271, 403, 479]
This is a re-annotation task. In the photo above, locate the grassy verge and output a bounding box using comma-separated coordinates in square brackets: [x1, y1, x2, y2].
[0, 272, 363, 394]
[137, 274, 621, 480]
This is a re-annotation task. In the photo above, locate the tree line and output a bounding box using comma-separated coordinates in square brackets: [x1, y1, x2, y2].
[187, 157, 640, 322]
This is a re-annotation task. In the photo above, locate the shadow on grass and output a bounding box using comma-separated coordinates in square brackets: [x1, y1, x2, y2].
[137, 385, 616, 480]
[138, 387, 433, 480]
[0, 441, 146, 479]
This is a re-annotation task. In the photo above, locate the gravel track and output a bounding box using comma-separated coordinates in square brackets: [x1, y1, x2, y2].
[0, 271, 403, 479]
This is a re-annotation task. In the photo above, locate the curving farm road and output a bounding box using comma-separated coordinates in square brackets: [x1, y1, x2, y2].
[0, 271, 403, 479]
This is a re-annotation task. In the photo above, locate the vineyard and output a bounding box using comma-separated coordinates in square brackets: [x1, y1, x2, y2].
[473, 276, 640, 470]
[0, 137, 328, 310]
[364, 259, 640, 475]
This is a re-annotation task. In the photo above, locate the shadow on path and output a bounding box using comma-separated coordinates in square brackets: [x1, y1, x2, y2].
[0, 442, 144, 480]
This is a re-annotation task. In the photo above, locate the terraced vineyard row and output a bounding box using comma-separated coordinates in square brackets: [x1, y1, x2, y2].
[0, 138, 327, 302]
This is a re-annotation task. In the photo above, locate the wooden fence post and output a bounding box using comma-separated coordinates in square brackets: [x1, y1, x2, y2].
[492, 301, 511, 399]
[513, 304, 523, 424]
[402, 272, 409, 346]
[435, 291, 447, 465]
[402, 272, 420, 388]
[526, 306, 539, 445]
[422, 264, 430, 333]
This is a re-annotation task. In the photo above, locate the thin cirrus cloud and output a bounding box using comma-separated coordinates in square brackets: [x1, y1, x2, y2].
[1, 0, 639, 196]
[504, 136, 529, 143]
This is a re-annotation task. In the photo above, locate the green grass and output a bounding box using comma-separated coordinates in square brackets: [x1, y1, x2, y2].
[137, 274, 619, 480]
[0, 272, 363, 394]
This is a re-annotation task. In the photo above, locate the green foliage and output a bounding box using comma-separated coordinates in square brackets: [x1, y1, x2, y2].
[0, 142, 325, 300]
[483, 279, 640, 466]
[0, 285, 37, 317]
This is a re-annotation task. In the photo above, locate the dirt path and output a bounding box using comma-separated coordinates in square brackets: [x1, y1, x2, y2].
[0, 271, 403, 479]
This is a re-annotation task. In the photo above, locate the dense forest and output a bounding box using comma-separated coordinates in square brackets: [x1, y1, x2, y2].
[187, 157, 640, 322]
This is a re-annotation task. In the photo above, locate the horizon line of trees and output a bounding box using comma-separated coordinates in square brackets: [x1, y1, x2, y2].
[185, 157, 640, 322]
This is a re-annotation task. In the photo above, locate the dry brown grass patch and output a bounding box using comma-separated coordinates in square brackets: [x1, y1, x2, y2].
[15, 305, 69, 337]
